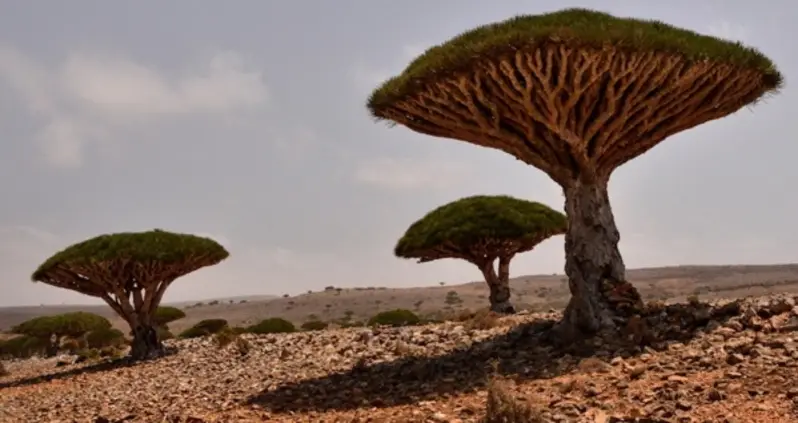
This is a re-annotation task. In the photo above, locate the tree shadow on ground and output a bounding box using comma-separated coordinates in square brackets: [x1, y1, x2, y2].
[245, 301, 744, 413]
[0, 348, 177, 390]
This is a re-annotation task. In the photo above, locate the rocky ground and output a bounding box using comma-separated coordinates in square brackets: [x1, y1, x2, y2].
[1, 294, 797, 423]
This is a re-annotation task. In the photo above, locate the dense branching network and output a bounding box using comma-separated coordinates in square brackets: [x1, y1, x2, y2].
[368, 9, 782, 185]
[30, 229, 228, 328]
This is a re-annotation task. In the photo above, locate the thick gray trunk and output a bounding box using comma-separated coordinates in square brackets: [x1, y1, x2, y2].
[561, 178, 643, 336]
[129, 324, 162, 360]
[479, 259, 515, 314]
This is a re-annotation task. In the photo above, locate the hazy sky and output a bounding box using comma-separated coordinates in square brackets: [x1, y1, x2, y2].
[0, 1, 795, 306]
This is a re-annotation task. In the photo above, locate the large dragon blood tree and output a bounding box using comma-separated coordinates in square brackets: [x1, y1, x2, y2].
[31, 229, 229, 360]
[395, 195, 566, 314]
[367, 9, 782, 336]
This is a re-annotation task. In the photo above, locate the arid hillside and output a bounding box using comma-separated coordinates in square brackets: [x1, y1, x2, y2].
[2, 264, 797, 334]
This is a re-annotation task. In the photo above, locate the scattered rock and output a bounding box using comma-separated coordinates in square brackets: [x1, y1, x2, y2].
[1, 294, 797, 422]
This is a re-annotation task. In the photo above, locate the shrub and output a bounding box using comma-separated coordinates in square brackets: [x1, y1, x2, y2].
[234, 336, 251, 356]
[301, 320, 328, 331]
[12, 312, 112, 356]
[153, 306, 186, 327]
[61, 338, 83, 353]
[74, 348, 101, 362]
[156, 326, 174, 340]
[85, 328, 126, 349]
[247, 318, 296, 334]
[482, 375, 543, 422]
[213, 329, 238, 348]
[98, 346, 124, 359]
[179, 319, 229, 339]
[367, 309, 420, 327]
[230, 326, 247, 335]
[0, 335, 48, 359]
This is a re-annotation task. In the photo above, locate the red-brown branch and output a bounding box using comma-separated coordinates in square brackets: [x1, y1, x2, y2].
[374, 43, 771, 184]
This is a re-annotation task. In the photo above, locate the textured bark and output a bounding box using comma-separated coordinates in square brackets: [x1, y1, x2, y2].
[479, 259, 515, 314]
[561, 177, 643, 336]
[129, 323, 162, 360]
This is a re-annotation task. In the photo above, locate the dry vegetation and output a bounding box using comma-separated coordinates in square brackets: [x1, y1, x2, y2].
[3, 264, 797, 334]
[1, 265, 798, 422]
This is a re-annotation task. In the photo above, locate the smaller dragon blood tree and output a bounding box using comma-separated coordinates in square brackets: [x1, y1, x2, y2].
[31, 229, 229, 360]
[395, 195, 566, 313]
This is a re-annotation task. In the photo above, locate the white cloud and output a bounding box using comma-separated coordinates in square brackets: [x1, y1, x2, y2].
[0, 45, 268, 168]
[706, 21, 749, 42]
[354, 157, 469, 190]
[61, 51, 266, 116]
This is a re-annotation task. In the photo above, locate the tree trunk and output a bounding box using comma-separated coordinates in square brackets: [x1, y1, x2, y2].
[478, 259, 515, 314]
[561, 177, 643, 337]
[45, 334, 60, 357]
[129, 324, 163, 360]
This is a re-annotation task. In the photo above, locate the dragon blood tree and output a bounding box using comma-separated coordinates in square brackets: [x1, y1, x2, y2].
[367, 9, 782, 336]
[31, 229, 229, 360]
[395, 195, 566, 314]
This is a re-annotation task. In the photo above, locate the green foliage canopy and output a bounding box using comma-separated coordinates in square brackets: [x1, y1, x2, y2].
[395, 195, 566, 262]
[31, 229, 230, 294]
[12, 312, 112, 340]
[368, 8, 782, 112]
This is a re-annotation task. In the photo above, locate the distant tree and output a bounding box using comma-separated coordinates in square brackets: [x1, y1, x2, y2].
[445, 290, 463, 307]
[30, 229, 229, 360]
[12, 312, 111, 356]
[367, 8, 782, 335]
[395, 195, 565, 313]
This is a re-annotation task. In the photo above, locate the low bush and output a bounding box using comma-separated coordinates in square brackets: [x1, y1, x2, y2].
[482, 375, 543, 422]
[300, 320, 328, 331]
[247, 318, 296, 334]
[153, 306, 187, 327]
[0, 335, 48, 359]
[367, 309, 420, 327]
[61, 338, 83, 353]
[74, 348, 100, 362]
[456, 308, 502, 330]
[234, 336, 251, 356]
[86, 328, 126, 349]
[98, 346, 124, 359]
[179, 319, 229, 339]
[156, 326, 175, 341]
[230, 326, 247, 335]
[213, 329, 238, 348]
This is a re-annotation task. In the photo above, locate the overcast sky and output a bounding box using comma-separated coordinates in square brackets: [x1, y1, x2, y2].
[0, 0, 795, 306]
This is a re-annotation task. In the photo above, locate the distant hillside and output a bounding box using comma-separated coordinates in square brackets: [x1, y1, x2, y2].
[1, 264, 797, 333]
